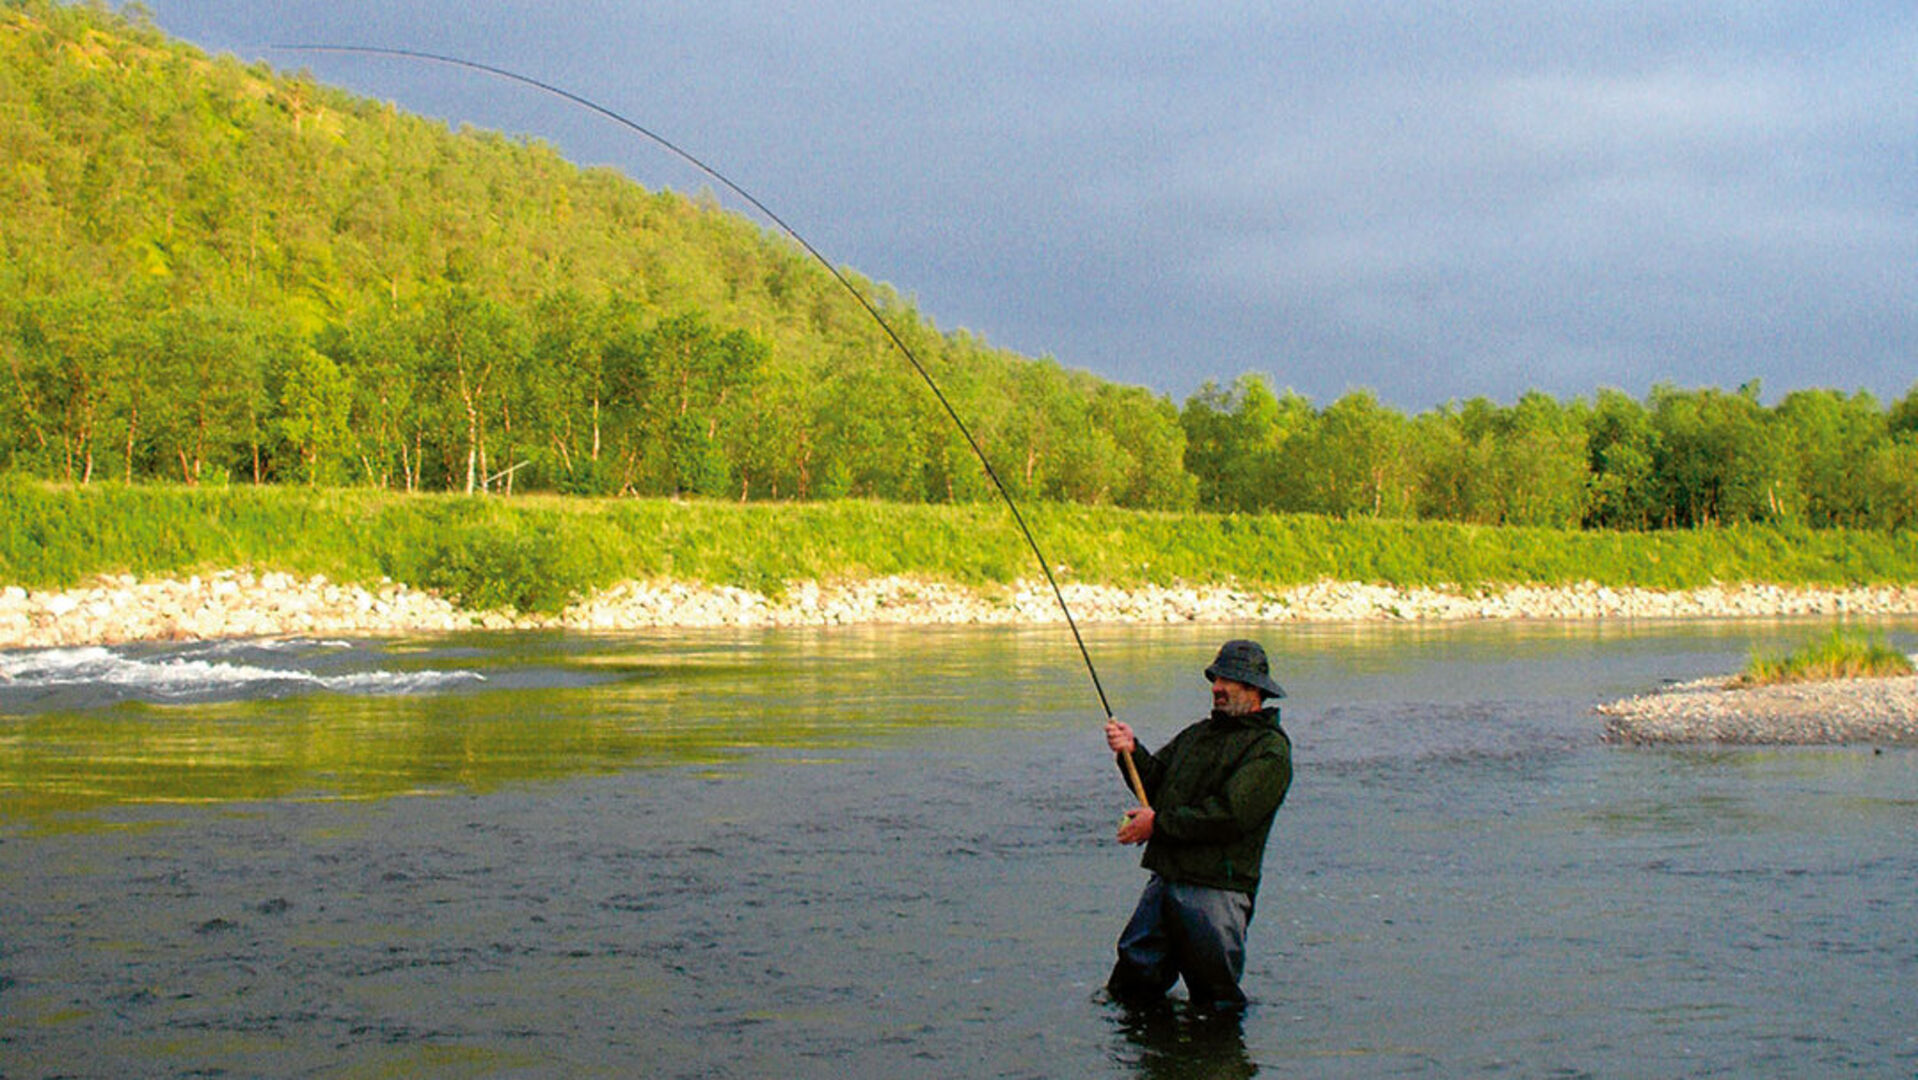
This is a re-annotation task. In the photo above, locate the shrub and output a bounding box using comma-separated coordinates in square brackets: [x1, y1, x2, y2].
[1737, 627, 1916, 686]
[407, 517, 620, 615]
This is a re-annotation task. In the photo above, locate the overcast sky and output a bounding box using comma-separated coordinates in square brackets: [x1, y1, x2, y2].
[142, 2, 1915, 411]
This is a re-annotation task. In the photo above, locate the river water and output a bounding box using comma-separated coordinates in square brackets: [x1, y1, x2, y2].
[3, 619, 1915, 1078]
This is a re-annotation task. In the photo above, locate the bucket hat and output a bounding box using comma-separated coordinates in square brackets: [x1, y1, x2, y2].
[1204, 639, 1285, 699]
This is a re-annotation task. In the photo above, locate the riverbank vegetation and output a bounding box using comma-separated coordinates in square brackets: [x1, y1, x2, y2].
[1737, 628, 1916, 687]
[5, 3, 1918, 539]
[8, 481, 1918, 615]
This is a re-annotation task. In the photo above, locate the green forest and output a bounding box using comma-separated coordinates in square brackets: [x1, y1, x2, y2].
[4, 1, 1917, 534]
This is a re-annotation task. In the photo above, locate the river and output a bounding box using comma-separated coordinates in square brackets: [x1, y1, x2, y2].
[3, 619, 1915, 1077]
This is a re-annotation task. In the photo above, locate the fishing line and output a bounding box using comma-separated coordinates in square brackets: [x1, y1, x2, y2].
[275, 45, 1149, 802]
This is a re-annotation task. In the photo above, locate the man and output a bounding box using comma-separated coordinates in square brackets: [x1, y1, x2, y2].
[1103, 639, 1293, 1012]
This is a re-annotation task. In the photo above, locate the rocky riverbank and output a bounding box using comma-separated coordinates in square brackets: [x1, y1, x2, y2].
[4, 571, 1918, 649]
[1598, 672, 1918, 746]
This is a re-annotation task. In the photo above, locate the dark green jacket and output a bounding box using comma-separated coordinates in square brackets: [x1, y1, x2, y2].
[1123, 706, 1292, 898]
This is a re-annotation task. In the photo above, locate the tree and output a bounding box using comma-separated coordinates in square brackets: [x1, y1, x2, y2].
[1094, 383, 1196, 510]
[1306, 390, 1414, 518]
[595, 296, 653, 494]
[1648, 383, 1790, 527]
[630, 310, 768, 496]
[320, 305, 425, 490]
[1774, 388, 1886, 528]
[1584, 389, 1661, 530]
[271, 345, 350, 485]
[1864, 435, 1918, 531]
[12, 288, 125, 483]
[1, 296, 54, 476]
[1890, 383, 1918, 440]
[416, 285, 525, 494]
[721, 356, 814, 500]
[530, 287, 606, 492]
[814, 346, 928, 501]
[1494, 391, 1590, 527]
[1411, 398, 1501, 524]
[147, 305, 266, 484]
[1179, 374, 1312, 513]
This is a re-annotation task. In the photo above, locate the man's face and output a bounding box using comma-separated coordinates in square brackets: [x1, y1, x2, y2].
[1211, 677, 1263, 716]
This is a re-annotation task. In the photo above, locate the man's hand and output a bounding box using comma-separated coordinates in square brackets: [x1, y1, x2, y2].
[1104, 719, 1136, 754]
[1116, 806, 1154, 845]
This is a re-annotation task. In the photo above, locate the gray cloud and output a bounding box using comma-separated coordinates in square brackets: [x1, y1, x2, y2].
[146, 2, 1918, 410]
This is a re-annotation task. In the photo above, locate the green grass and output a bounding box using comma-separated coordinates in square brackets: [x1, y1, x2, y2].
[5, 479, 1918, 613]
[1738, 628, 1917, 686]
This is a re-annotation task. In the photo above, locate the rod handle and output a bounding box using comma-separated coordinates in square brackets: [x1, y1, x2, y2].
[1120, 748, 1150, 808]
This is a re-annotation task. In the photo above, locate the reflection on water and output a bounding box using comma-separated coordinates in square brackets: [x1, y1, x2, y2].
[3, 619, 1916, 1077]
[0, 626, 1102, 827]
[1111, 1004, 1258, 1080]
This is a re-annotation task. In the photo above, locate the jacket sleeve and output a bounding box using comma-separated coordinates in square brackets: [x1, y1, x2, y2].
[1154, 739, 1291, 844]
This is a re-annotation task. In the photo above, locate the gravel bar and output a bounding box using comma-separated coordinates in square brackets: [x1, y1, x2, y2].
[1598, 672, 1918, 746]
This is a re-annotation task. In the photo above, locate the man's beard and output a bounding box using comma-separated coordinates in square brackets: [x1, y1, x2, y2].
[1213, 692, 1260, 716]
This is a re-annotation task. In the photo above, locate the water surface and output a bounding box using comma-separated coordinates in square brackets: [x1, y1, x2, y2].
[3, 620, 1915, 1077]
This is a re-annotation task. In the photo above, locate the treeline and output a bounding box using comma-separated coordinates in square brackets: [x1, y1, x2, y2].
[5, 280, 1189, 509]
[1183, 377, 1918, 531]
[4, 3, 1915, 535]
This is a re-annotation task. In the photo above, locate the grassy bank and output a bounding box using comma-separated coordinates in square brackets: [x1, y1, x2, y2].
[5, 480, 1918, 612]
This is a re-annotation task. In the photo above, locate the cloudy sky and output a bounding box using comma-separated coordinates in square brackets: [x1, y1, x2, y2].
[144, 2, 1915, 411]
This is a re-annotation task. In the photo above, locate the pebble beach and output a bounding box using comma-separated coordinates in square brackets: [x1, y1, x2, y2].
[5, 571, 1918, 648]
[6, 571, 1917, 745]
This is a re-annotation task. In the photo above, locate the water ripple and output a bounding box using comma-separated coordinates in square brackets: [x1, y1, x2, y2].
[0, 642, 483, 708]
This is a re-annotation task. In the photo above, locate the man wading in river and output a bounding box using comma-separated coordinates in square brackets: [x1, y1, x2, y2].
[1103, 639, 1293, 1012]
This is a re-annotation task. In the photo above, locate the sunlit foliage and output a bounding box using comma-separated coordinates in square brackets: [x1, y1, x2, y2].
[0, 1, 1192, 508]
[3, 2, 1915, 537]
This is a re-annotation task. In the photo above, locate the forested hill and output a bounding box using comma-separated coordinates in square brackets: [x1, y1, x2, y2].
[6, 2, 1918, 535]
[0, 0, 1195, 506]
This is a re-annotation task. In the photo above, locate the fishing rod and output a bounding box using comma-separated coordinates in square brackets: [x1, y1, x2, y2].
[276, 45, 1151, 806]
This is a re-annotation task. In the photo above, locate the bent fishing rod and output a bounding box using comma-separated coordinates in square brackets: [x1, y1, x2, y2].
[276, 45, 1151, 806]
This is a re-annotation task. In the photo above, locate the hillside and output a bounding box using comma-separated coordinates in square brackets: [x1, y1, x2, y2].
[0, 0, 1194, 505]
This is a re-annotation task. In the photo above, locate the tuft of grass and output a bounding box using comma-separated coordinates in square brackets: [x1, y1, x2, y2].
[1737, 627, 1916, 687]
